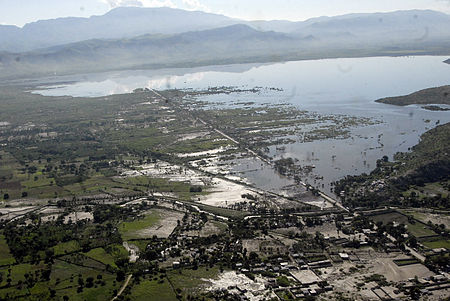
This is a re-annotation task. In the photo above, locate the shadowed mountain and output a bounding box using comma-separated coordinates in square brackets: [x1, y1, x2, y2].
[1, 9, 450, 80]
[0, 7, 237, 52]
[1, 8, 450, 52]
[0, 25, 302, 79]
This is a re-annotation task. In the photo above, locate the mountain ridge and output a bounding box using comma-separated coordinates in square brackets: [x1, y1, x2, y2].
[1, 9, 450, 80]
[1, 8, 449, 52]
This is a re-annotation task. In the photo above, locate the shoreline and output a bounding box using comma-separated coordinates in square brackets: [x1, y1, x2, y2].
[2, 51, 450, 84]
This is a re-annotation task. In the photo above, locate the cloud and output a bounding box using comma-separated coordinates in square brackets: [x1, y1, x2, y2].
[182, 0, 209, 12]
[101, 0, 176, 8]
[140, 0, 177, 8]
[100, 0, 210, 12]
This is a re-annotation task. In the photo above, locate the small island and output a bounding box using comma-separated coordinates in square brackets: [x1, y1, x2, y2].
[375, 85, 450, 107]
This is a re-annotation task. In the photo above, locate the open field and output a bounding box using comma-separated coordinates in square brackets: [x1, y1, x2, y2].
[393, 258, 421, 266]
[129, 278, 177, 301]
[83, 245, 128, 269]
[400, 208, 450, 229]
[369, 211, 437, 237]
[119, 210, 161, 240]
[421, 239, 450, 250]
[53, 240, 81, 256]
[0, 234, 15, 266]
[120, 208, 183, 239]
[50, 259, 119, 301]
[185, 220, 227, 237]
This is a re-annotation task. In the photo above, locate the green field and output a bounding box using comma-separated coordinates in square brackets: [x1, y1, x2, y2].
[0, 234, 16, 266]
[183, 201, 249, 219]
[406, 222, 436, 238]
[422, 239, 450, 250]
[393, 258, 420, 266]
[83, 247, 120, 269]
[128, 240, 151, 252]
[369, 212, 436, 238]
[53, 240, 81, 256]
[167, 266, 220, 299]
[129, 278, 177, 301]
[50, 259, 119, 301]
[120, 211, 161, 240]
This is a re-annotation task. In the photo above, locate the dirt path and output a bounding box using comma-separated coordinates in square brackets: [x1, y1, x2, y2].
[111, 274, 132, 301]
[404, 245, 426, 262]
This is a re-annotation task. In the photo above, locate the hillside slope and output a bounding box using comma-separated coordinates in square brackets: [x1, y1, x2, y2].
[1, 8, 449, 53]
[334, 122, 450, 209]
[376, 85, 450, 106]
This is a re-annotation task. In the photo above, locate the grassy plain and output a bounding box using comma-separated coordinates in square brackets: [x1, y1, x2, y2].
[369, 212, 436, 238]
[120, 211, 161, 240]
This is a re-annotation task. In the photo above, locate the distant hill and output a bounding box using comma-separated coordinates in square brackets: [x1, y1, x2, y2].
[0, 25, 302, 79]
[1, 9, 450, 80]
[334, 121, 450, 209]
[292, 10, 450, 38]
[1, 8, 450, 52]
[375, 85, 450, 106]
[0, 7, 236, 52]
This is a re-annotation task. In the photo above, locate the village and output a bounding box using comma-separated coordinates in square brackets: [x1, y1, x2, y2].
[0, 85, 448, 300]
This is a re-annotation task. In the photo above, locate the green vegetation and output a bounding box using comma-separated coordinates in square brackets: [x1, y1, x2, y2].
[83, 246, 127, 269]
[0, 234, 15, 266]
[129, 278, 177, 301]
[0, 86, 220, 201]
[167, 266, 220, 298]
[376, 85, 450, 106]
[276, 275, 290, 287]
[120, 211, 161, 240]
[52, 240, 81, 256]
[393, 258, 420, 266]
[422, 239, 450, 249]
[369, 212, 436, 238]
[364, 274, 388, 286]
[335, 122, 450, 209]
[407, 222, 437, 238]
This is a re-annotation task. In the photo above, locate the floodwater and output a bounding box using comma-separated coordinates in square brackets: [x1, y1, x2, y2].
[34, 56, 450, 195]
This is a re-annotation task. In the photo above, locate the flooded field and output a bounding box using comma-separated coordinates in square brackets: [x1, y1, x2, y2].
[32, 56, 450, 195]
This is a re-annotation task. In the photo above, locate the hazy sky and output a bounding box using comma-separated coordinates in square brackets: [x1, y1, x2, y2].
[1, 0, 450, 26]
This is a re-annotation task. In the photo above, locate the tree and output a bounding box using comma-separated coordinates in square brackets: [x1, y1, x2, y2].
[86, 277, 94, 288]
[408, 236, 418, 248]
[276, 276, 290, 287]
[116, 270, 126, 282]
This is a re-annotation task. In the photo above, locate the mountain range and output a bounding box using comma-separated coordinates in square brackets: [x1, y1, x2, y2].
[1, 8, 449, 80]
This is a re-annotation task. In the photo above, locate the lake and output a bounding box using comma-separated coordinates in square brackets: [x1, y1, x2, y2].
[34, 56, 450, 195]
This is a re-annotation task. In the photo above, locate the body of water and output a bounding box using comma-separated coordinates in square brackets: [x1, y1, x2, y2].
[34, 56, 450, 195]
